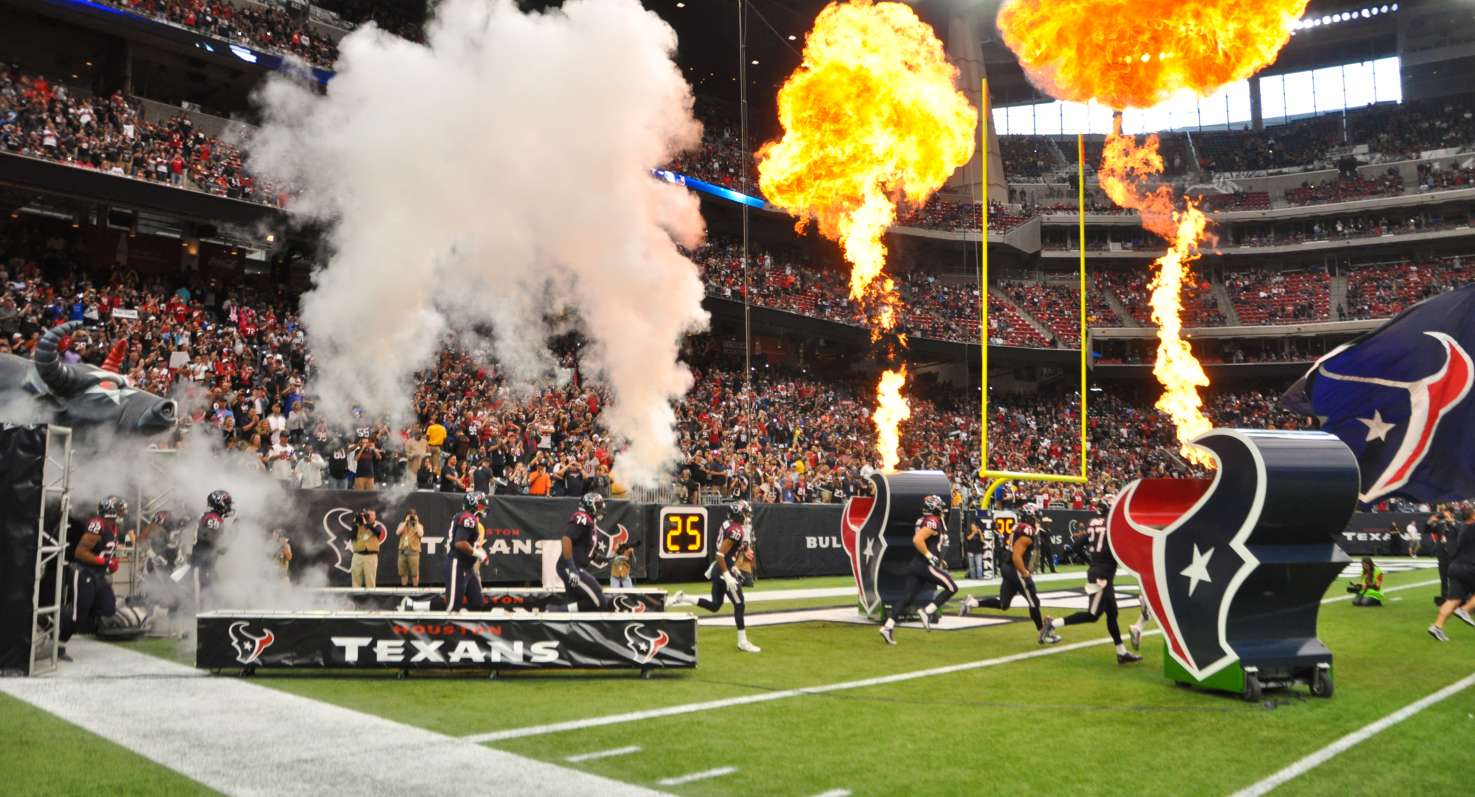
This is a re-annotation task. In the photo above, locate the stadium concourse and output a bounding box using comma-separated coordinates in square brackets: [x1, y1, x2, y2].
[5, 0, 1475, 795]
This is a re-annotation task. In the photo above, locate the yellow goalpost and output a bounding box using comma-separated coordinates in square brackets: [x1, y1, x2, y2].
[978, 78, 1089, 509]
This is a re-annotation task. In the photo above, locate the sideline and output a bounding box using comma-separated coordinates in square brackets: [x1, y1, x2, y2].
[1227, 670, 1475, 797]
[466, 577, 1442, 743]
[0, 639, 665, 797]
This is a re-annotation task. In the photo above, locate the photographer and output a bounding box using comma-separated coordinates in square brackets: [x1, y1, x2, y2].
[396, 509, 424, 587]
[350, 508, 387, 589]
[350, 434, 381, 490]
[1347, 557, 1385, 606]
[271, 528, 293, 581]
[609, 541, 636, 589]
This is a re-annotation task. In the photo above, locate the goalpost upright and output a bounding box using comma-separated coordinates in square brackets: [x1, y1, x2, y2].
[978, 78, 1089, 508]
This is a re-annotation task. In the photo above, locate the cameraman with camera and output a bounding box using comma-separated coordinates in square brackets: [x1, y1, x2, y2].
[396, 508, 424, 587]
[350, 508, 387, 589]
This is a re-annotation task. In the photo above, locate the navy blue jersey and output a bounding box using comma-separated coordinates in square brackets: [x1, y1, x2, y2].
[915, 514, 946, 558]
[449, 511, 482, 567]
[1007, 522, 1036, 569]
[75, 516, 118, 570]
[564, 509, 599, 568]
[196, 511, 224, 552]
[716, 520, 746, 569]
[1085, 516, 1115, 571]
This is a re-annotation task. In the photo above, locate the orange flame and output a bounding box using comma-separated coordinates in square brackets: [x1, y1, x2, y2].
[996, 0, 1307, 468]
[757, 0, 976, 332]
[1099, 127, 1213, 466]
[873, 366, 911, 471]
[996, 0, 1309, 110]
[759, 0, 974, 470]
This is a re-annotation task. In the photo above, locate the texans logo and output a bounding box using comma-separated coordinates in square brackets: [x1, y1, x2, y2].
[1314, 332, 1473, 503]
[227, 621, 276, 665]
[321, 508, 358, 574]
[1108, 431, 1263, 680]
[623, 623, 669, 664]
[840, 491, 885, 616]
[611, 595, 647, 614]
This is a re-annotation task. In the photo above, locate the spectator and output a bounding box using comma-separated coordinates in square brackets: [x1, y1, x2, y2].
[609, 544, 635, 590]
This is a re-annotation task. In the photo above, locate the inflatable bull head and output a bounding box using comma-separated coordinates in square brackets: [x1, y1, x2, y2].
[0, 320, 177, 435]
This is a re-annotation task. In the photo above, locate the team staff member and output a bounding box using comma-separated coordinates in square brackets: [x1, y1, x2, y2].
[350, 508, 387, 589]
[671, 501, 761, 652]
[878, 495, 957, 645]
[960, 507, 1053, 642]
[397, 509, 424, 587]
[59, 495, 125, 660]
[1042, 509, 1141, 663]
[425, 419, 448, 475]
[1348, 558, 1385, 607]
[559, 493, 616, 612]
[1429, 506, 1475, 641]
[1428, 507, 1457, 603]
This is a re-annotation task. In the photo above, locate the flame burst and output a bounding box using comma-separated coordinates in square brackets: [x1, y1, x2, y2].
[997, 0, 1307, 467]
[758, 0, 975, 469]
[997, 0, 1309, 109]
[873, 366, 911, 472]
[1098, 127, 1213, 465]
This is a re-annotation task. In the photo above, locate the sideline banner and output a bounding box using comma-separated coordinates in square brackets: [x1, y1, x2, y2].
[312, 586, 666, 614]
[197, 611, 697, 671]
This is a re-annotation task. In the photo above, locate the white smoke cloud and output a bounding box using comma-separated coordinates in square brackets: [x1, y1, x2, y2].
[247, 0, 709, 485]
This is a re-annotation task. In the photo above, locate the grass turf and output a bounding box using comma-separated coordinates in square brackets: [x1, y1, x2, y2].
[0, 691, 215, 796]
[49, 564, 1473, 795]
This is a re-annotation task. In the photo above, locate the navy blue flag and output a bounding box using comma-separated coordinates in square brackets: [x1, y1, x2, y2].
[1282, 284, 1475, 506]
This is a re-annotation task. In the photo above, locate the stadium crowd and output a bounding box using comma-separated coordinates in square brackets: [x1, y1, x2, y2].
[97, 0, 339, 68]
[1, 65, 279, 204]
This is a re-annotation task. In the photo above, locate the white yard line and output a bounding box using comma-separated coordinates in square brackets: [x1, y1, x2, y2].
[1227, 670, 1475, 797]
[743, 571, 1089, 604]
[464, 632, 1153, 743]
[0, 639, 665, 797]
[656, 766, 738, 786]
[469, 576, 1444, 743]
[808, 790, 852, 797]
[566, 745, 643, 763]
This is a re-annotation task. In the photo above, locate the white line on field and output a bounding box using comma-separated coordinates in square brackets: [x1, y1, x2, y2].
[656, 766, 738, 786]
[566, 745, 643, 763]
[464, 632, 1156, 743]
[462, 577, 1442, 744]
[1227, 670, 1475, 797]
[808, 789, 852, 797]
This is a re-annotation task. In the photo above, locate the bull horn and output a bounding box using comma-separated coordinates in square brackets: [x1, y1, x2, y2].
[33, 321, 87, 395]
[101, 338, 128, 375]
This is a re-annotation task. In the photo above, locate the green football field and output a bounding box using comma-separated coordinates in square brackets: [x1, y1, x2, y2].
[4, 564, 1472, 796]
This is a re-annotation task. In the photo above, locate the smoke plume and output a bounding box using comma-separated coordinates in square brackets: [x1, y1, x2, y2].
[248, 0, 709, 485]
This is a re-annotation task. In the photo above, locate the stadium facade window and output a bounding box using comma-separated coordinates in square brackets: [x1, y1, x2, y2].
[993, 56, 1402, 135]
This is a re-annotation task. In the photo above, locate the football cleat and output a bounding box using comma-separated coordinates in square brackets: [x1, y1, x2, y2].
[1129, 624, 1142, 651]
[1455, 608, 1475, 628]
[1428, 625, 1450, 642]
[668, 590, 692, 607]
[958, 595, 978, 617]
[879, 625, 896, 645]
[1038, 617, 1056, 645]
[737, 639, 762, 653]
[1117, 651, 1143, 665]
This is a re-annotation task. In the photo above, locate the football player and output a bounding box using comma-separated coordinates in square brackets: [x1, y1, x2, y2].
[959, 506, 1053, 642]
[191, 489, 233, 606]
[60, 495, 125, 660]
[439, 491, 491, 612]
[879, 494, 957, 645]
[670, 500, 761, 652]
[1041, 504, 1141, 663]
[558, 492, 617, 612]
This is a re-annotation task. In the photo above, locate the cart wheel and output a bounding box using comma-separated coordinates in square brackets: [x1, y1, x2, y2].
[488, 670, 499, 681]
[640, 667, 653, 680]
[397, 669, 410, 681]
[1242, 673, 1262, 703]
[1311, 668, 1333, 699]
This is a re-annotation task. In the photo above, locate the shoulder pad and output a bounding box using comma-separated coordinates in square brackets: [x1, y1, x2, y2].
[571, 511, 591, 526]
[461, 515, 478, 528]
[86, 519, 103, 533]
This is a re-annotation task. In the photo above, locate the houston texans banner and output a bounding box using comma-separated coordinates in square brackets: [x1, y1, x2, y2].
[841, 470, 952, 620]
[1108, 429, 1357, 684]
[197, 611, 697, 671]
[1282, 284, 1475, 506]
[311, 587, 667, 614]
